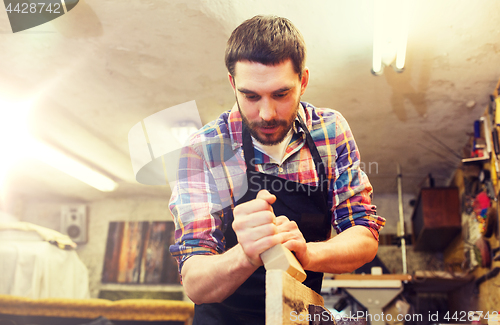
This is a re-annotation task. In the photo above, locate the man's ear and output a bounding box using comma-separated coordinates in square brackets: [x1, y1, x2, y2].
[300, 67, 309, 96]
[228, 73, 236, 91]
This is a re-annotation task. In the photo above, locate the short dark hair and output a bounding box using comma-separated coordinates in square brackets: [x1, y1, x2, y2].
[225, 15, 306, 78]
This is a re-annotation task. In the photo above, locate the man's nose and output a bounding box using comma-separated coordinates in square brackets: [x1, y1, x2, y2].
[259, 98, 277, 121]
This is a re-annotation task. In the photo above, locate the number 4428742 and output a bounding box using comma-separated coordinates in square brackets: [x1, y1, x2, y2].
[444, 311, 499, 321]
[5, 2, 62, 14]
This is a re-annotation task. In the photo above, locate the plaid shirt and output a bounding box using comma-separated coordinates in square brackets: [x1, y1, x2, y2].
[169, 102, 385, 274]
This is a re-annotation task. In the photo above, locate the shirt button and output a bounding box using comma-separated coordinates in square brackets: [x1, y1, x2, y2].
[278, 166, 284, 173]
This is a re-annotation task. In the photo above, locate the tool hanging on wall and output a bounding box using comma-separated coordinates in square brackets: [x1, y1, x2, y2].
[491, 127, 500, 181]
[490, 94, 497, 124]
[396, 164, 407, 275]
[494, 96, 500, 126]
[479, 169, 496, 200]
[490, 95, 500, 183]
[483, 205, 497, 238]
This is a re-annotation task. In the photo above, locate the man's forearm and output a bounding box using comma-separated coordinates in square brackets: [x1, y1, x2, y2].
[181, 244, 259, 304]
[304, 226, 378, 274]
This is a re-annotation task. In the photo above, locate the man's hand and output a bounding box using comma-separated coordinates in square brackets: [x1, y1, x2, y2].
[232, 190, 281, 266]
[276, 216, 310, 268]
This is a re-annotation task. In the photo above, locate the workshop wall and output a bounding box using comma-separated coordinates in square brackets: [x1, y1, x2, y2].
[378, 246, 445, 275]
[443, 85, 500, 316]
[372, 193, 416, 234]
[19, 196, 183, 299]
[371, 193, 446, 275]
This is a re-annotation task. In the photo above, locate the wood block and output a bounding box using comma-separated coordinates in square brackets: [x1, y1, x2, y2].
[266, 270, 323, 324]
[261, 244, 306, 282]
[266, 270, 367, 325]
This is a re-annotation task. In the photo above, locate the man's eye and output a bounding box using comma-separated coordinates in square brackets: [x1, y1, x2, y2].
[245, 95, 259, 100]
[274, 93, 287, 98]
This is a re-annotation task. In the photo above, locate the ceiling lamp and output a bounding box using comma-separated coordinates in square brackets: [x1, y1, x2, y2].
[372, 0, 411, 75]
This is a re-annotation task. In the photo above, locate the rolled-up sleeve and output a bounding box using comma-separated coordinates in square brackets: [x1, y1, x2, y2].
[331, 113, 385, 240]
[168, 139, 225, 275]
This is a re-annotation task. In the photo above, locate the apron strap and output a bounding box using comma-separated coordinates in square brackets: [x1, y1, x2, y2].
[296, 113, 327, 181]
[242, 123, 255, 169]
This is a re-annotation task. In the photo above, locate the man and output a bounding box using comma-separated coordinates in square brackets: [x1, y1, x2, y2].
[169, 15, 385, 324]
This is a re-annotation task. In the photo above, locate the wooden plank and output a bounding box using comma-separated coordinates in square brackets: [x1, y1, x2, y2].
[266, 270, 368, 325]
[329, 274, 412, 281]
[139, 222, 152, 284]
[125, 221, 147, 283]
[115, 221, 149, 283]
[322, 279, 402, 289]
[103, 221, 179, 284]
[266, 270, 324, 325]
[117, 222, 130, 283]
[162, 222, 181, 284]
[0, 294, 194, 322]
[414, 270, 472, 280]
[102, 222, 124, 283]
[143, 221, 167, 283]
[261, 244, 307, 282]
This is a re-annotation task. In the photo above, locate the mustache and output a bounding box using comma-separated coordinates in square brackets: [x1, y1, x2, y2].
[253, 119, 287, 128]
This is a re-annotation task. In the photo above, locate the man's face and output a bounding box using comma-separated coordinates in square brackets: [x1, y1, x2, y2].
[229, 59, 309, 145]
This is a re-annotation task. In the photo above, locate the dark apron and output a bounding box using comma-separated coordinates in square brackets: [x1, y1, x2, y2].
[193, 114, 331, 325]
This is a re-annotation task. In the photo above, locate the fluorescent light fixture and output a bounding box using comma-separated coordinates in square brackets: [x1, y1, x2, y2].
[395, 0, 410, 70]
[372, 0, 385, 75]
[372, 0, 411, 75]
[32, 141, 117, 192]
[0, 98, 117, 192]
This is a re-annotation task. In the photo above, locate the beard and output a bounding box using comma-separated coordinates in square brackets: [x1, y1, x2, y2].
[236, 97, 300, 146]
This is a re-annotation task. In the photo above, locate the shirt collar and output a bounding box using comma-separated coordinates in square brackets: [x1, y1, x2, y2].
[228, 102, 312, 151]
